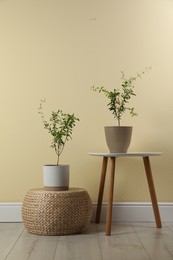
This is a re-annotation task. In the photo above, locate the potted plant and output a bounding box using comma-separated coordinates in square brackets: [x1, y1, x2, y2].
[38, 99, 80, 191]
[91, 67, 151, 152]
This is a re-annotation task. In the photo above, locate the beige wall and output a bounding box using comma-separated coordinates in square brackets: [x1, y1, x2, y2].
[0, 0, 173, 202]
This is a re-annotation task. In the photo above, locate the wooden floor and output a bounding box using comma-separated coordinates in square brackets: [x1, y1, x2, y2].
[1, 222, 173, 260]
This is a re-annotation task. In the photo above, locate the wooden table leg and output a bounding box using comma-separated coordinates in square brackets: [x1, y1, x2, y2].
[143, 156, 162, 228]
[106, 157, 116, 236]
[95, 157, 108, 223]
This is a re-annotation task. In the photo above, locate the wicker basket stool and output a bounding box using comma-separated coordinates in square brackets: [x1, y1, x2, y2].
[22, 188, 93, 236]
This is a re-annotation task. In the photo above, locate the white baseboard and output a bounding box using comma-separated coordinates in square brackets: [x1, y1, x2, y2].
[92, 202, 173, 222]
[0, 202, 173, 222]
[0, 203, 22, 222]
[0, 202, 22, 222]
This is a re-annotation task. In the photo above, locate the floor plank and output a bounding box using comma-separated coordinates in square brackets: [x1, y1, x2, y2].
[4, 230, 59, 260]
[54, 224, 102, 260]
[97, 222, 150, 260]
[131, 222, 173, 260]
[0, 223, 24, 260]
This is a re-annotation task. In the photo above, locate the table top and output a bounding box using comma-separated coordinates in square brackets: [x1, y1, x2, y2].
[88, 152, 162, 158]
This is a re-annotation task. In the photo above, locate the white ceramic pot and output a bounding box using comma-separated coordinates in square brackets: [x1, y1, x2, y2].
[104, 126, 132, 153]
[43, 165, 69, 191]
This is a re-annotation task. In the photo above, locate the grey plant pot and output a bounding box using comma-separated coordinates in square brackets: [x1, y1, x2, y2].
[104, 126, 133, 153]
[43, 165, 69, 191]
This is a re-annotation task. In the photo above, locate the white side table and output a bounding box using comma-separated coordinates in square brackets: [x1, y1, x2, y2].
[89, 152, 162, 236]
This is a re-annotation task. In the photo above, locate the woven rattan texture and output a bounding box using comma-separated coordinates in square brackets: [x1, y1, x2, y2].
[22, 188, 93, 236]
